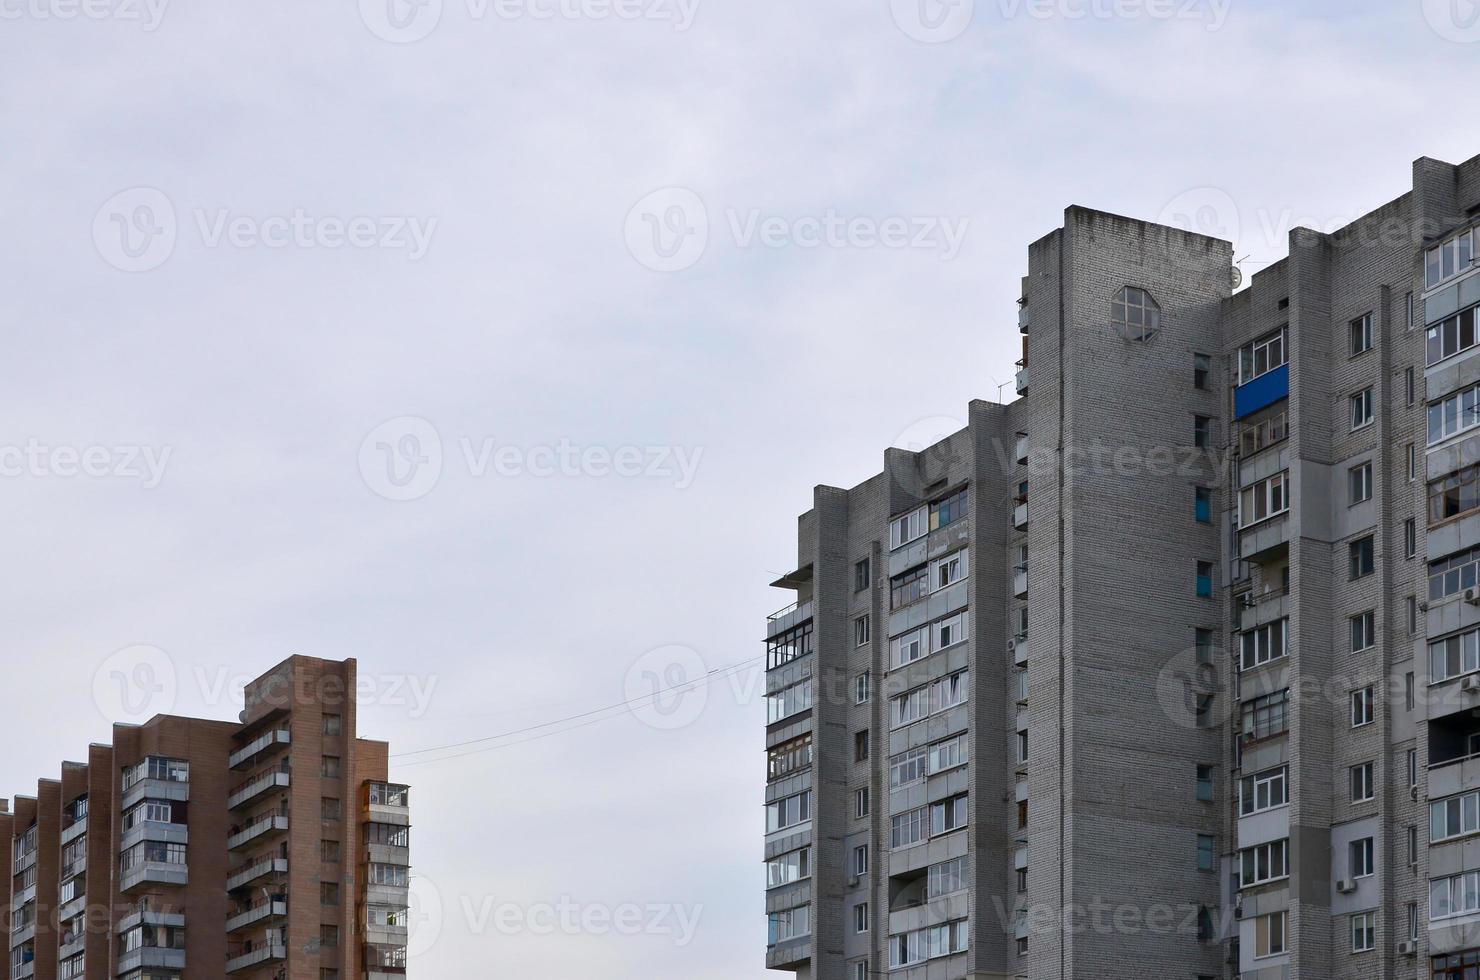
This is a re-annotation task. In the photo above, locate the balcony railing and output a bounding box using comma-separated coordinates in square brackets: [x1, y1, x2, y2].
[227, 814, 289, 851]
[229, 729, 290, 770]
[226, 857, 288, 892]
[227, 769, 290, 810]
[226, 900, 288, 933]
[226, 943, 286, 974]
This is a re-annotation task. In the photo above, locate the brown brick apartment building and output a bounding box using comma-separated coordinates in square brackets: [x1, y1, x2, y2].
[1, 655, 411, 980]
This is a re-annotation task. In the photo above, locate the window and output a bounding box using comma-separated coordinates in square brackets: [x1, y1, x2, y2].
[891, 566, 929, 609]
[928, 857, 967, 898]
[1409, 901, 1420, 942]
[120, 757, 189, 790]
[853, 903, 869, 934]
[1240, 689, 1289, 742]
[1350, 312, 1373, 354]
[854, 672, 870, 705]
[766, 791, 811, 835]
[1239, 472, 1289, 528]
[1427, 227, 1477, 289]
[854, 787, 870, 819]
[321, 756, 340, 778]
[854, 615, 870, 647]
[1350, 912, 1374, 953]
[1350, 687, 1373, 727]
[1349, 536, 1375, 579]
[1196, 764, 1214, 802]
[890, 747, 927, 788]
[1408, 291, 1416, 330]
[1193, 415, 1212, 449]
[765, 848, 810, 888]
[1431, 627, 1480, 682]
[1431, 870, 1480, 921]
[1350, 763, 1374, 803]
[320, 924, 340, 949]
[1406, 518, 1417, 558]
[851, 962, 867, 980]
[1408, 748, 1419, 788]
[1427, 302, 1480, 365]
[852, 844, 868, 876]
[1409, 596, 1419, 634]
[1239, 410, 1288, 456]
[1408, 825, 1419, 865]
[1017, 799, 1028, 828]
[1434, 385, 1480, 449]
[891, 626, 927, 669]
[930, 794, 967, 835]
[1350, 611, 1375, 652]
[888, 919, 969, 968]
[1016, 730, 1029, 763]
[1241, 619, 1288, 671]
[1430, 545, 1480, 602]
[854, 730, 869, 763]
[1197, 834, 1216, 871]
[767, 679, 813, 724]
[323, 713, 342, 736]
[1239, 328, 1287, 384]
[929, 488, 967, 531]
[1348, 461, 1372, 504]
[1195, 628, 1214, 664]
[1016, 867, 1028, 891]
[1433, 789, 1480, 842]
[933, 611, 967, 650]
[1196, 694, 1214, 727]
[854, 557, 871, 592]
[321, 797, 341, 821]
[1407, 672, 1416, 710]
[1195, 486, 1212, 523]
[1239, 839, 1288, 887]
[890, 670, 968, 728]
[768, 906, 810, 945]
[932, 548, 967, 590]
[1431, 465, 1480, 524]
[1194, 353, 1211, 389]
[1407, 366, 1416, 406]
[1349, 836, 1374, 878]
[1239, 765, 1288, 816]
[891, 806, 927, 848]
[766, 620, 813, 669]
[1196, 561, 1214, 597]
[889, 507, 927, 550]
[1350, 387, 1374, 429]
[928, 732, 969, 773]
[1254, 910, 1287, 958]
[768, 736, 812, 781]
[1111, 286, 1161, 341]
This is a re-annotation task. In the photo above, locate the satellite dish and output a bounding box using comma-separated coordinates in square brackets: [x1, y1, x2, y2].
[1231, 265, 1244, 291]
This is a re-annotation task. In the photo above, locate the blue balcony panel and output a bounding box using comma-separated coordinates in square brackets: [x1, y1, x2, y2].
[1235, 364, 1289, 420]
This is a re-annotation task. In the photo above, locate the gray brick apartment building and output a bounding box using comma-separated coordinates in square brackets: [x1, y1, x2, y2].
[1, 655, 411, 980]
[763, 152, 1480, 980]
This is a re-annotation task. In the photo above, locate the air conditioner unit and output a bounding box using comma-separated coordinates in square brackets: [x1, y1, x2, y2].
[1336, 879, 1357, 894]
[1398, 940, 1418, 956]
[1466, 587, 1480, 605]
[1412, 785, 1421, 801]
[1007, 638, 1017, 652]
[1463, 675, 1480, 693]
[1232, 902, 1244, 920]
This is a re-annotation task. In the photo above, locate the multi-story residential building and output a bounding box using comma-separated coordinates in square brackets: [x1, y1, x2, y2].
[763, 152, 1480, 980]
[0, 655, 411, 980]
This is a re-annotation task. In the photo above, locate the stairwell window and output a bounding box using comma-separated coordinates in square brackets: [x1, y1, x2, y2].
[1196, 561, 1215, 597]
[1194, 353, 1211, 390]
[1350, 387, 1374, 430]
[1349, 536, 1375, 580]
[1194, 415, 1212, 449]
[1197, 834, 1216, 871]
[1406, 518, 1418, 558]
[1350, 313, 1374, 355]
[1111, 286, 1161, 341]
[1195, 486, 1212, 523]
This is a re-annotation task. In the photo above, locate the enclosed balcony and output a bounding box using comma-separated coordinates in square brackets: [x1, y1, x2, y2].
[227, 814, 289, 852]
[365, 943, 409, 980]
[226, 898, 287, 933]
[229, 729, 290, 770]
[1015, 363, 1030, 396]
[365, 782, 412, 827]
[1013, 564, 1028, 597]
[765, 598, 814, 641]
[228, 767, 290, 810]
[1013, 499, 1028, 529]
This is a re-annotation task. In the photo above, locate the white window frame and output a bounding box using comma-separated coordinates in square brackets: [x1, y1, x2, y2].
[854, 671, 870, 705]
[852, 844, 868, 877]
[1350, 312, 1373, 355]
[1430, 627, 1480, 683]
[1427, 226, 1476, 290]
[765, 848, 811, 889]
[1350, 836, 1375, 878]
[889, 507, 927, 550]
[1350, 687, 1374, 728]
[1432, 790, 1480, 842]
[1238, 838, 1289, 888]
[1350, 387, 1374, 430]
[1349, 461, 1373, 504]
[930, 548, 968, 592]
[1428, 382, 1480, 445]
[1350, 762, 1375, 803]
[1350, 912, 1375, 953]
[1350, 610, 1375, 652]
[1253, 910, 1287, 959]
[1240, 618, 1288, 671]
[1238, 472, 1289, 529]
[854, 615, 870, 647]
[1431, 869, 1480, 921]
[1239, 328, 1287, 385]
[1239, 765, 1288, 816]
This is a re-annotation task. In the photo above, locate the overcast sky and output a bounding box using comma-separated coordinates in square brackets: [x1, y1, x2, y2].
[2, 0, 1479, 975]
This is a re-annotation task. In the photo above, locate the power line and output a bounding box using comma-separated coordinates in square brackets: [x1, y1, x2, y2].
[388, 656, 763, 768]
